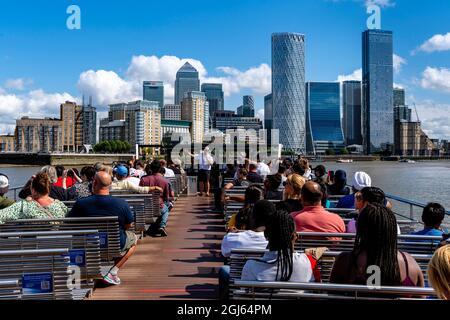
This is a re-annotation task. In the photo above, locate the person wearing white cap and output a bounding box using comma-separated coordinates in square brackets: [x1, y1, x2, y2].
[336, 171, 372, 209]
[0, 174, 14, 209]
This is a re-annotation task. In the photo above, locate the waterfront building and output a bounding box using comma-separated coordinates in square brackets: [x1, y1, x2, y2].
[0, 135, 15, 152]
[82, 105, 97, 146]
[305, 82, 345, 155]
[395, 120, 438, 156]
[362, 29, 394, 154]
[212, 110, 263, 132]
[342, 81, 362, 146]
[175, 62, 200, 105]
[143, 81, 164, 108]
[161, 119, 191, 145]
[272, 32, 306, 153]
[99, 119, 126, 142]
[201, 83, 224, 116]
[394, 105, 412, 122]
[161, 104, 182, 121]
[181, 91, 209, 143]
[60, 101, 83, 152]
[101, 100, 161, 146]
[14, 117, 62, 153]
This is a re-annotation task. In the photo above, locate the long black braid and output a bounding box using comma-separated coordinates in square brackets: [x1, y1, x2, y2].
[265, 210, 296, 281]
[352, 203, 401, 286]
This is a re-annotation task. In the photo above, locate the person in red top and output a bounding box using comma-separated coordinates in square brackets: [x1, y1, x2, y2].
[290, 181, 345, 237]
[139, 160, 170, 237]
[53, 165, 75, 188]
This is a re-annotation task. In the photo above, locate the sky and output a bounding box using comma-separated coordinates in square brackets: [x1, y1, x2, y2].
[1, 0, 450, 138]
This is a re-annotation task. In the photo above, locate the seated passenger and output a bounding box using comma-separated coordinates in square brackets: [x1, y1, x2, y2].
[67, 171, 137, 285]
[73, 166, 95, 199]
[241, 210, 322, 282]
[291, 181, 345, 235]
[330, 203, 424, 288]
[18, 165, 77, 201]
[247, 164, 264, 183]
[411, 203, 447, 237]
[0, 174, 14, 209]
[221, 200, 276, 258]
[0, 173, 68, 223]
[336, 171, 372, 209]
[263, 174, 283, 201]
[428, 245, 450, 300]
[111, 165, 162, 194]
[328, 170, 351, 196]
[227, 185, 264, 232]
[276, 174, 305, 214]
[312, 165, 327, 184]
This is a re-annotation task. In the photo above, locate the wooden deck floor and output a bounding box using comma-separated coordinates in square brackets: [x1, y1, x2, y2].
[90, 196, 224, 300]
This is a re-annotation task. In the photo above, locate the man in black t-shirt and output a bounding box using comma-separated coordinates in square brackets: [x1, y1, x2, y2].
[68, 171, 136, 286]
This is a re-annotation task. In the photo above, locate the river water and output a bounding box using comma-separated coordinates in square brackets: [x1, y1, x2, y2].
[1, 161, 449, 227]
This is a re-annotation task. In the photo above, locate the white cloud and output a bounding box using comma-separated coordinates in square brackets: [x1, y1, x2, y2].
[256, 108, 264, 121]
[420, 67, 450, 93]
[4, 78, 33, 91]
[77, 54, 271, 105]
[393, 54, 406, 74]
[0, 89, 76, 134]
[412, 99, 450, 139]
[417, 32, 450, 53]
[336, 68, 362, 83]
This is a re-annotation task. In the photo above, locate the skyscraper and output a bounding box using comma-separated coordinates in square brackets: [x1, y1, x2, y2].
[393, 87, 405, 107]
[305, 82, 344, 154]
[201, 83, 224, 115]
[82, 105, 97, 146]
[143, 81, 164, 108]
[175, 62, 200, 105]
[342, 81, 362, 146]
[362, 30, 394, 154]
[272, 33, 306, 153]
[181, 91, 208, 143]
[264, 93, 273, 131]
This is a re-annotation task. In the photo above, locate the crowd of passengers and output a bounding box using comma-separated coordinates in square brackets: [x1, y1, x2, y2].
[217, 156, 450, 300]
[0, 158, 184, 285]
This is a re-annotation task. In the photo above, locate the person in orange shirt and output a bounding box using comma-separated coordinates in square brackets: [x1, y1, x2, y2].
[290, 181, 345, 237]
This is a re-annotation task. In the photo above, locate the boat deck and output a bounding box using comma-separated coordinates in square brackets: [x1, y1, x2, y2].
[90, 196, 224, 300]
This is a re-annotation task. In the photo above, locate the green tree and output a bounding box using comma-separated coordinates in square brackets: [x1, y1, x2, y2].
[325, 149, 336, 156]
[340, 148, 349, 155]
[123, 141, 131, 153]
[104, 141, 112, 153]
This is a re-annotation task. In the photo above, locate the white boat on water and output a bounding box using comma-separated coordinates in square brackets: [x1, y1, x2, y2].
[399, 159, 416, 163]
[337, 159, 353, 163]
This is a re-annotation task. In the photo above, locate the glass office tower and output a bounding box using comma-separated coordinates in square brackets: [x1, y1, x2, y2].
[272, 33, 306, 153]
[175, 62, 200, 105]
[201, 83, 224, 116]
[306, 82, 344, 154]
[143, 81, 164, 108]
[362, 30, 394, 154]
[343, 81, 362, 146]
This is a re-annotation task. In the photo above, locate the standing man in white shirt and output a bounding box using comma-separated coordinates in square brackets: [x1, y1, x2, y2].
[160, 160, 175, 178]
[195, 147, 214, 196]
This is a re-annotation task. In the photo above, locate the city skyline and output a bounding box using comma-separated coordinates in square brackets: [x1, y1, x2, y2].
[1, 0, 450, 139]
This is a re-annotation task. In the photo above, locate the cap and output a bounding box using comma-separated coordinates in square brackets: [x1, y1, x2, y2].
[0, 175, 9, 189]
[353, 171, 372, 191]
[129, 168, 139, 177]
[334, 170, 347, 182]
[313, 165, 326, 175]
[114, 165, 128, 177]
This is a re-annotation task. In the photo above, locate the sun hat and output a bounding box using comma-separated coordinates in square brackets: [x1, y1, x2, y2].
[352, 171, 372, 191]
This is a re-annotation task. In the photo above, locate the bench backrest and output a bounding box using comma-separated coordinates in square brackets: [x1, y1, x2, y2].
[0, 279, 21, 300]
[0, 230, 102, 283]
[109, 193, 161, 224]
[0, 217, 121, 265]
[231, 280, 436, 300]
[229, 249, 432, 284]
[295, 232, 441, 255]
[0, 248, 73, 300]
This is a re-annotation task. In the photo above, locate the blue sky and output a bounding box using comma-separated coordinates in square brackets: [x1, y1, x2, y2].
[1, 0, 450, 138]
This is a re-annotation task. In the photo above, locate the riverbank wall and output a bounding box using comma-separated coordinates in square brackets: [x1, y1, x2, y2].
[0, 153, 135, 166]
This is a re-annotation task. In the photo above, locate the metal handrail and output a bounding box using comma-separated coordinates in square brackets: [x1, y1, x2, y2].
[386, 193, 450, 217]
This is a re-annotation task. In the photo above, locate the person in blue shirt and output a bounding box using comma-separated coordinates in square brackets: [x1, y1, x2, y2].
[336, 171, 372, 209]
[68, 171, 137, 286]
[412, 203, 447, 237]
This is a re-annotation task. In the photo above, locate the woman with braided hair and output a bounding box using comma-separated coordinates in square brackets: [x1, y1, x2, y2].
[330, 203, 424, 287]
[241, 210, 319, 282]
